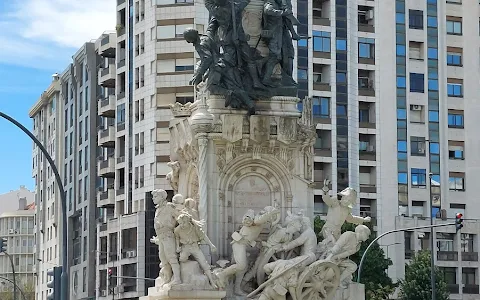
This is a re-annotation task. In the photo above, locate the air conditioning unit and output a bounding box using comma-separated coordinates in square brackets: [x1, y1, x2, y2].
[410, 105, 422, 111]
[417, 232, 425, 239]
[101, 290, 107, 297]
[366, 10, 374, 20]
[8, 229, 15, 234]
[127, 250, 137, 258]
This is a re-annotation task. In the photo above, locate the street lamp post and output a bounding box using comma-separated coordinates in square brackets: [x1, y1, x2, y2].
[0, 275, 28, 300]
[0, 112, 68, 300]
[429, 172, 436, 300]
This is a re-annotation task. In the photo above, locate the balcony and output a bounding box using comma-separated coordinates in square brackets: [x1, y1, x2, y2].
[359, 149, 376, 161]
[99, 34, 116, 58]
[98, 126, 115, 148]
[463, 285, 480, 294]
[98, 95, 116, 118]
[461, 252, 478, 261]
[447, 284, 459, 294]
[98, 185, 115, 208]
[437, 251, 458, 261]
[98, 63, 115, 88]
[360, 184, 376, 193]
[98, 156, 115, 178]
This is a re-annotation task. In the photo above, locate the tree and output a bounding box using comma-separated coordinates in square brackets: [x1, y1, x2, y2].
[0, 279, 35, 300]
[399, 250, 449, 300]
[314, 216, 396, 300]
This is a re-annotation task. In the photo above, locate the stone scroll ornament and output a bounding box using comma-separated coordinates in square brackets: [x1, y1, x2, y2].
[183, 0, 309, 115]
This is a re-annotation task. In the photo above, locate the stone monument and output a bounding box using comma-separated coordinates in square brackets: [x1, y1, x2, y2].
[140, 0, 369, 298]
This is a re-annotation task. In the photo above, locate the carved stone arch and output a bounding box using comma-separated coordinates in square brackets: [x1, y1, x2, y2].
[216, 154, 293, 255]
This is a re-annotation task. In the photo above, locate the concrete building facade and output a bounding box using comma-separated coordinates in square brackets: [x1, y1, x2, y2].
[308, 0, 480, 298]
[59, 41, 101, 300]
[0, 198, 35, 299]
[29, 77, 64, 300]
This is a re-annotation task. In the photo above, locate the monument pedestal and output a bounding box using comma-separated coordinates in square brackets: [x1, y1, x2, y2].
[334, 283, 366, 300]
[139, 288, 226, 300]
[168, 93, 316, 263]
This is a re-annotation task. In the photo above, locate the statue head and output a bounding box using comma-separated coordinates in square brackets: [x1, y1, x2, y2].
[177, 213, 193, 228]
[167, 161, 180, 171]
[242, 209, 255, 226]
[355, 225, 371, 242]
[286, 217, 302, 234]
[172, 194, 185, 205]
[184, 198, 197, 209]
[183, 28, 200, 44]
[152, 189, 167, 205]
[338, 187, 357, 209]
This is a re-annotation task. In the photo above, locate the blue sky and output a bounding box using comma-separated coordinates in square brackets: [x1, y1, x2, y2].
[0, 0, 115, 194]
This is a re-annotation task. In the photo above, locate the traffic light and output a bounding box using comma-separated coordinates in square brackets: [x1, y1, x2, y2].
[108, 268, 113, 285]
[455, 213, 464, 232]
[46, 266, 62, 300]
[0, 238, 6, 253]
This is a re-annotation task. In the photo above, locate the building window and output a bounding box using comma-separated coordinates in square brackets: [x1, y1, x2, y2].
[462, 268, 476, 286]
[448, 141, 464, 160]
[447, 20, 462, 35]
[409, 10, 424, 29]
[409, 41, 422, 60]
[447, 52, 462, 66]
[175, 65, 194, 72]
[410, 73, 424, 93]
[397, 76, 406, 88]
[312, 97, 329, 118]
[313, 31, 331, 52]
[336, 39, 347, 51]
[437, 233, 455, 251]
[461, 234, 474, 252]
[448, 112, 464, 128]
[441, 267, 457, 285]
[358, 38, 374, 59]
[427, 16, 437, 27]
[449, 175, 465, 191]
[398, 172, 407, 185]
[447, 83, 463, 97]
[410, 137, 426, 156]
[411, 168, 426, 188]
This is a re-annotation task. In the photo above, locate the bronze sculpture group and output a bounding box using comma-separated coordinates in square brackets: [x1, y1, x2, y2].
[184, 0, 307, 115]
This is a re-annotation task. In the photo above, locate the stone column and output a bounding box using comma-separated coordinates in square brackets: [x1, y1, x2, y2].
[196, 133, 209, 225]
[190, 96, 214, 232]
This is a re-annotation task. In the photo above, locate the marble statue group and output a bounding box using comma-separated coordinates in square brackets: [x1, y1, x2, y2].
[183, 0, 307, 115]
[150, 178, 371, 300]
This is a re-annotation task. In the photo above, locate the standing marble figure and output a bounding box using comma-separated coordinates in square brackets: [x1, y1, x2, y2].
[150, 189, 182, 285]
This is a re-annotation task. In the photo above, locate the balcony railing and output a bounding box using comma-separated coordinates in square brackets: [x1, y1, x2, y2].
[461, 252, 478, 261]
[463, 285, 479, 294]
[437, 251, 458, 261]
[447, 284, 459, 294]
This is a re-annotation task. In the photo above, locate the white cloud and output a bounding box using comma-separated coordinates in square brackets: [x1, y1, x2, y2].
[0, 0, 116, 70]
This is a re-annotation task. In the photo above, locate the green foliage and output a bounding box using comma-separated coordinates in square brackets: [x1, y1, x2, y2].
[0, 279, 35, 300]
[399, 250, 449, 300]
[314, 216, 396, 300]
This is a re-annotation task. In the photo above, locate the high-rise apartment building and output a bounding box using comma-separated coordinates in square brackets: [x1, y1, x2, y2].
[307, 0, 480, 298]
[0, 198, 35, 300]
[95, 0, 202, 297]
[28, 0, 480, 299]
[30, 40, 103, 300]
[29, 76, 64, 300]
[59, 41, 100, 300]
